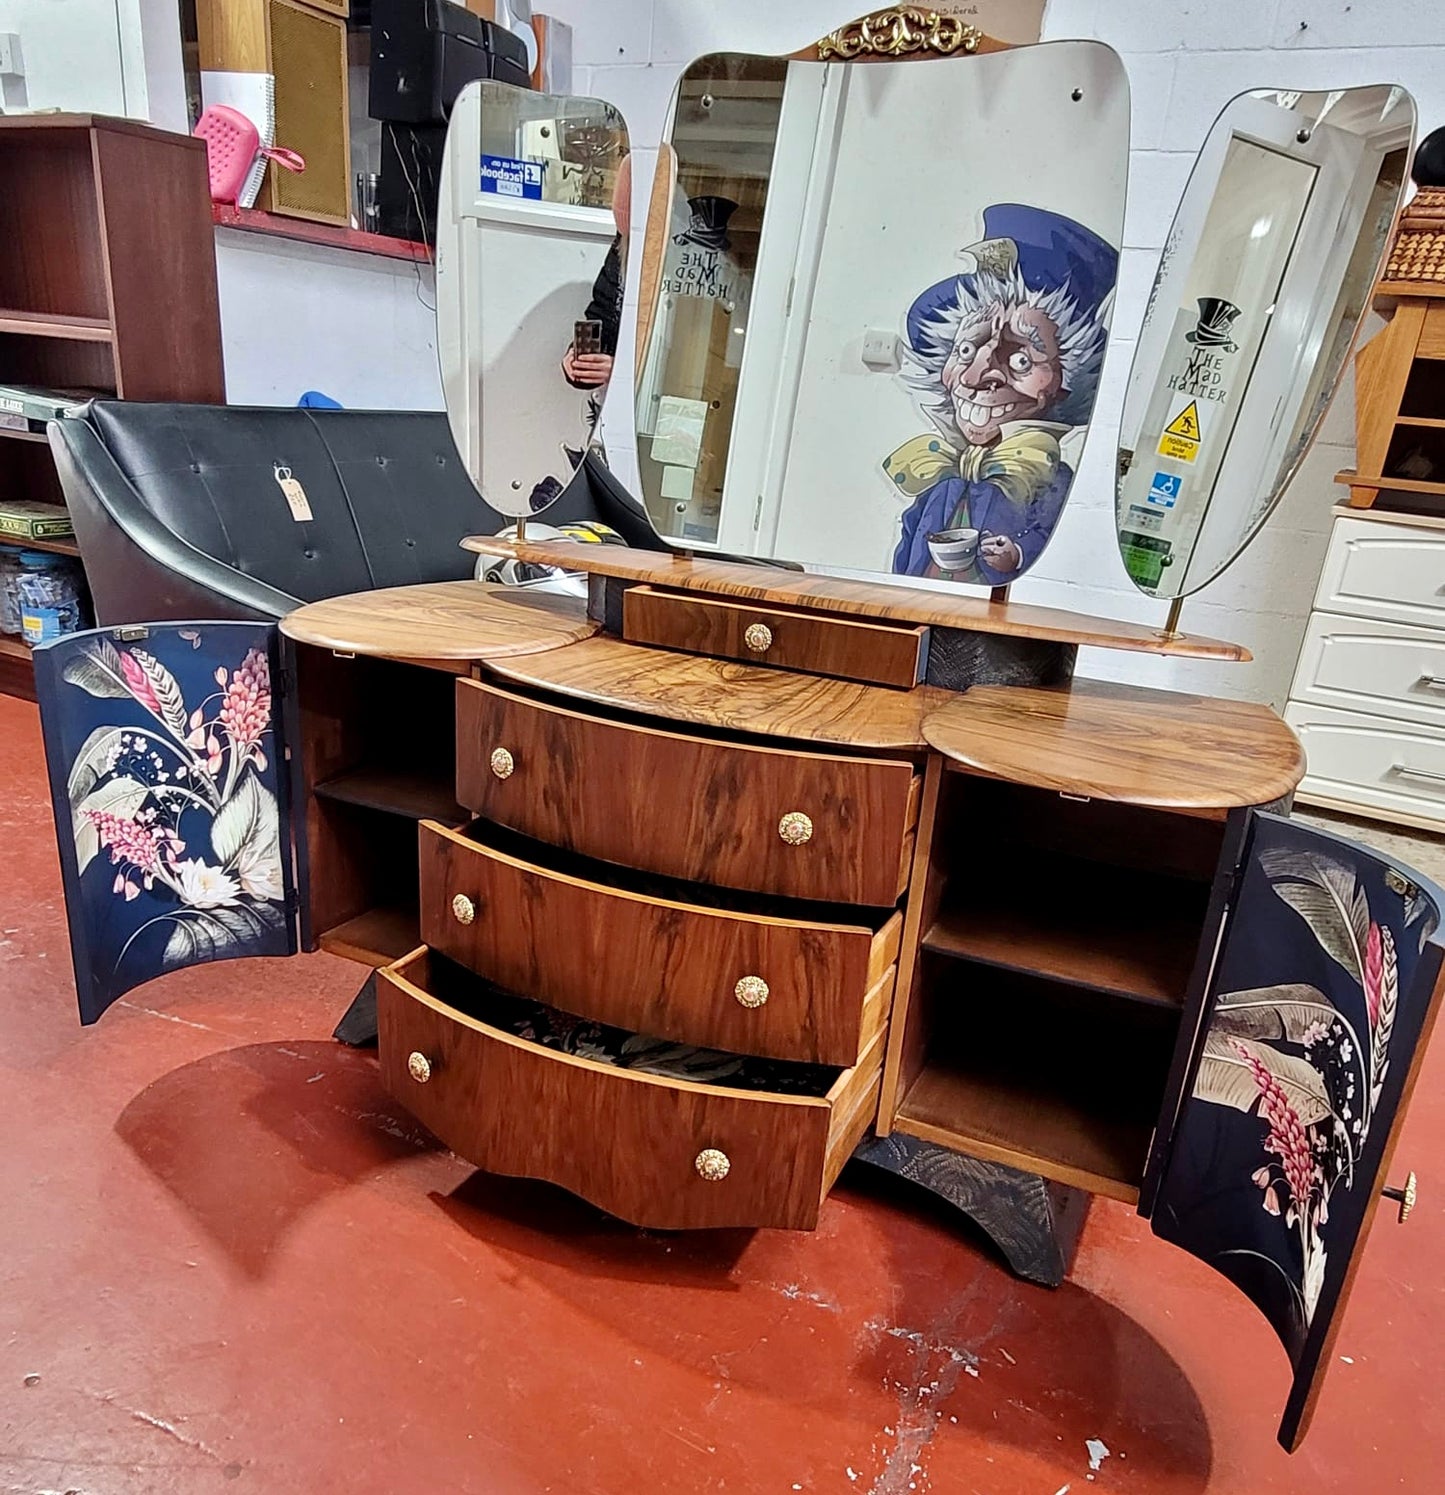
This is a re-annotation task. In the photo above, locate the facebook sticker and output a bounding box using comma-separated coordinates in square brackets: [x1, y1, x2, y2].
[1147, 471, 1183, 508]
[481, 154, 545, 199]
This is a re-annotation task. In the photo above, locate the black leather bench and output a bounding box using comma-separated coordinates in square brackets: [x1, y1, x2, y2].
[49, 401, 656, 625]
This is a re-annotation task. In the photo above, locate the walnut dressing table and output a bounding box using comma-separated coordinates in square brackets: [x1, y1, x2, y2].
[261, 537, 1445, 1450]
[35, 549, 1437, 1453]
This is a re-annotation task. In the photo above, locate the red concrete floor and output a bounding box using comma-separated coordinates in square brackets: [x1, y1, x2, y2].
[1, 689, 1440, 1495]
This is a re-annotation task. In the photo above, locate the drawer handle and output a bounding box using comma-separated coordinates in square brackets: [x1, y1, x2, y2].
[490, 747, 515, 780]
[407, 1051, 433, 1084]
[744, 622, 773, 653]
[778, 811, 814, 846]
[694, 1147, 731, 1182]
[1419, 675, 1445, 691]
[1394, 763, 1445, 787]
[1384, 1171, 1418, 1224]
[734, 975, 770, 1009]
[452, 893, 477, 925]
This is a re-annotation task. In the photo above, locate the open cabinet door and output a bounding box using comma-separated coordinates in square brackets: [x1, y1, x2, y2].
[34, 623, 299, 1024]
[1148, 812, 1445, 1450]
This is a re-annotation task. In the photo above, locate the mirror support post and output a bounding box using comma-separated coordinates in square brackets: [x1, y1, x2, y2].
[1162, 596, 1184, 640]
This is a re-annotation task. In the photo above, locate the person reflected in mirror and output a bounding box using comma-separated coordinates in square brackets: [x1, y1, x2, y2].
[885, 205, 1117, 585]
[562, 152, 630, 395]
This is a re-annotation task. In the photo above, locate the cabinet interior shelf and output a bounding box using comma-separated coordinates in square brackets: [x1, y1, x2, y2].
[0, 427, 50, 444]
[314, 765, 464, 823]
[0, 309, 113, 342]
[895, 1059, 1150, 1204]
[923, 860, 1206, 1009]
[317, 904, 420, 968]
[0, 635, 29, 663]
[1395, 416, 1445, 430]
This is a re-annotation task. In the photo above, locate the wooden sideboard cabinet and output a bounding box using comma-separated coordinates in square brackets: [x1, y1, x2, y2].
[33, 550, 1444, 1451]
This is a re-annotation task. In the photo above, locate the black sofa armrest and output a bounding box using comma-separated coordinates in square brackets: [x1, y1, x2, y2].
[50, 418, 304, 626]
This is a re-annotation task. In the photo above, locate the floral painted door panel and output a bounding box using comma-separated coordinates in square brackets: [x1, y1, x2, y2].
[1150, 813, 1445, 1451]
[34, 624, 298, 1024]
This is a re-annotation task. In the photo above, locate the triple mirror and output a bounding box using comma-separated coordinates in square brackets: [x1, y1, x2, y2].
[435, 40, 1415, 613]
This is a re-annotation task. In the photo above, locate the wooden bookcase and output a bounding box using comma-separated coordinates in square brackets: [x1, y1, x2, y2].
[0, 113, 225, 701]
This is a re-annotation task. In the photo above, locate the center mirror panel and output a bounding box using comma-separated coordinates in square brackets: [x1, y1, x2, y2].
[438, 80, 630, 518]
[634, 41, 1130, 588]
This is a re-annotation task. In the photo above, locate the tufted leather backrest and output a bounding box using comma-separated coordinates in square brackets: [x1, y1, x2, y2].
[87, 402, 497, 603]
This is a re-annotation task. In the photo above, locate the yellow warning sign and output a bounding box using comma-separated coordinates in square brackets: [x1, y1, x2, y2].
[1157, 398, 1202, 463]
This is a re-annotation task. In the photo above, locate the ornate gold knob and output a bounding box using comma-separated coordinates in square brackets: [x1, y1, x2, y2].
[1384, 1171, 1418, 1223]
[778, 811, 813, 846]
[407, 1051, 432, 1084]
[743, 622, 773, 653]
[490, 747, 514, 780]
[451, 893, 476, 925]
[734, 975, 769, 1009]
[694, 1148, 731, 1182]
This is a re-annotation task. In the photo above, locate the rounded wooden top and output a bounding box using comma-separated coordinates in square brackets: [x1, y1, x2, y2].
[922, 680, 1306, 810]
[483, 635, 948, 751]
[279, 582, 597, 661]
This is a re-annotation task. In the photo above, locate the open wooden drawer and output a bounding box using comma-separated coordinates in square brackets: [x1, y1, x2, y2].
[420, 819, 901, 1065]
[377, 948, 885, 1231]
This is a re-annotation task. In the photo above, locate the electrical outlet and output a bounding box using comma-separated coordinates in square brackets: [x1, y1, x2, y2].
[861, 329, 900, 370]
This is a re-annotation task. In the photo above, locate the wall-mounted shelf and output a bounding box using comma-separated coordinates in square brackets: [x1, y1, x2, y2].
[213, 204, 432, 263]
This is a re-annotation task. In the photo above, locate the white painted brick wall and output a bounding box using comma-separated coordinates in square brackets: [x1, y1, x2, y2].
[543, 0, 1445, 704]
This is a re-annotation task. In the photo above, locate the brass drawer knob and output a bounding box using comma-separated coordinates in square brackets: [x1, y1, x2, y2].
[1384, 1171, 1418, 1223]
[778, 811, 814, 846]
[734, 975, 770, 1009]
[744, 622, 773, 653]
[451, 893, 477, 925]
[407, 1051, 433, 1084]
[695, 1147, 731, 1182]
[490, 747, 515, 780]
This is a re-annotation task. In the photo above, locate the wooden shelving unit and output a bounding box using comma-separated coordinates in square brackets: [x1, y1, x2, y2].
[0, 114, 225, 698]
[318, 904, 421, 968]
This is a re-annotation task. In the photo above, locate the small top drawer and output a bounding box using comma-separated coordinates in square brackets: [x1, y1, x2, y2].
[621, 585, 928, 689]
[456, 677, 920, 906]
[1316, 516, 1445, 630]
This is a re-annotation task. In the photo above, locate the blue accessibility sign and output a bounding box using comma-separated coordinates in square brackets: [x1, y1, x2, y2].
[1147, 470, 1183, 508]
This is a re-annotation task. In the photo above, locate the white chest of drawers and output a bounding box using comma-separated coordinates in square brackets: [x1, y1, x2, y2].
[1287, 508, 1445, 830]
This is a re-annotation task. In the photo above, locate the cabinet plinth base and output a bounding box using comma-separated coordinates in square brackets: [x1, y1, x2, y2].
[852, 1132, 1090, 1287]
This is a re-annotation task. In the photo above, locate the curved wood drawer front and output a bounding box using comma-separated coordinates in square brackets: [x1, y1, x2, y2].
[456, 677, 919, 906]
[377, 949, 885, 1232]
[420, 820, 901, 1065]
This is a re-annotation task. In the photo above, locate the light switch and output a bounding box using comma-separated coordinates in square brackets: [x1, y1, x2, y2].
[861, 329, 900, 370]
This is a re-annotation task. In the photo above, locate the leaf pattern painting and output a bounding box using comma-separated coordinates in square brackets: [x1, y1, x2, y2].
[36, 625, 296, 1023]
[1153, 815, 1443, 1403]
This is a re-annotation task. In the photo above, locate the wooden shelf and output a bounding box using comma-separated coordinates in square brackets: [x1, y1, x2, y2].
[0, 634, 30, 662]
[5, 534, 81, 558]
[1338, 468, 1445, 497]
[895, 1059, 1149, 1204]
[0, 309, 113, 342]
[212, 204, 433, 264]
[317, 905, 420, 968]
[314, 766, 463, 822]
[0, 427, 49, 444]
[924, 860, 1207, 1008]
[1396, 416, 1445, 430]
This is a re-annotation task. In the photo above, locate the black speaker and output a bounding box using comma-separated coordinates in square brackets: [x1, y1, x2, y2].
[376, 122, 447, 243]
[369, 0, 530, 126]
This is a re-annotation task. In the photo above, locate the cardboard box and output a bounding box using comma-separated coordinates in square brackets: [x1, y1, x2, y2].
[0, 502, 75, 542]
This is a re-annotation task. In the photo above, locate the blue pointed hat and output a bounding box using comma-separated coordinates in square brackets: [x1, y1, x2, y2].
[905, 203, 1118, 355]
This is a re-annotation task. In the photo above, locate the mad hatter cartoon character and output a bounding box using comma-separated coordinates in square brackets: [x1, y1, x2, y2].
[886, 204, 1117, 584]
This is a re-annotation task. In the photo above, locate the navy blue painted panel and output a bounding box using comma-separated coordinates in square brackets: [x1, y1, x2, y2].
[34, 623, 298, 1024]
[1152, 812, 1444, 1447]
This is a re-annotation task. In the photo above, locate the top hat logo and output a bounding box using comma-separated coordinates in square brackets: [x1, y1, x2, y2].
[1186, 296, 1242, 351]
[672, 195, 739, 253]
